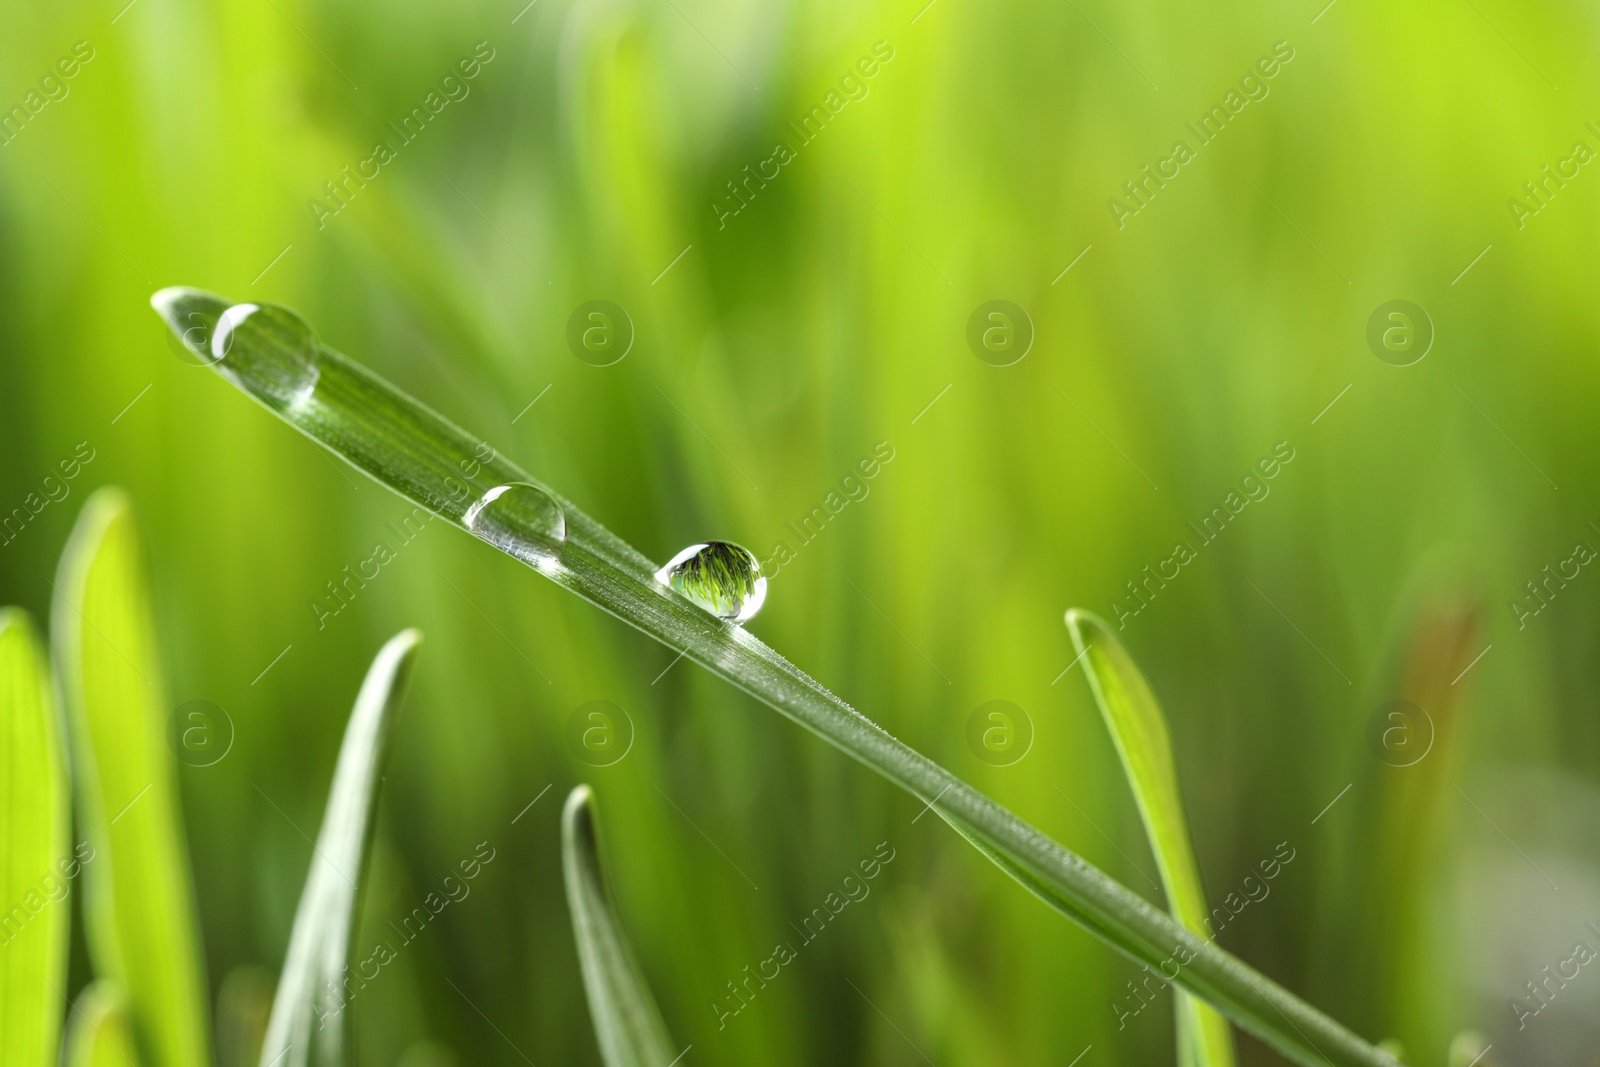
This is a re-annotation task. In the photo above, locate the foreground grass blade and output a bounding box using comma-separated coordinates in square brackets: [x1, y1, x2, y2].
[562, 787, 679, 1067]
[258, 629, 422, 1067]
[53, 489, 212, 1067]
[0, 610, 69, 1067]
[152, 287, 1400, 1067]
[64, 982, 143, 1067]
[1066, 610, 1235, 1067]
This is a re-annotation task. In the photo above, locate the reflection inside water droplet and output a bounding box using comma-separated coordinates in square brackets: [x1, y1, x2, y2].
[464, 483, 567, 566]
[210, 302, 321, 407]
[654, 541, 766, 622]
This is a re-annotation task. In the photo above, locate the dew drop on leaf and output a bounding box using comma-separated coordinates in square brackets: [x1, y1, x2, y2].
[152, 289, 323, 408]
[211, 302, 321, 407]
[464, 483, 567, 567]
[654, 541, 767, 622]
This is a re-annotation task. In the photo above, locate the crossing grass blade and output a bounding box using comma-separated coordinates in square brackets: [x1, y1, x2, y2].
[152, 287, 1403, 1067]
[53, 489, 212, 1067]
[64, 982, 143, 1067]
[257, 629, 422, 1067]
[0, 609, 69, 1067]
[1066, 610, 1235, 1067]
[563, 786, 679, 1067]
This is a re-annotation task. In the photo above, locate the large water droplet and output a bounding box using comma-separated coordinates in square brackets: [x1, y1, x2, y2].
[211, 302, 320, 407]
[151, 289, 321, 408]
[655, 541, 766, 622]
[463, 483, 567, 566]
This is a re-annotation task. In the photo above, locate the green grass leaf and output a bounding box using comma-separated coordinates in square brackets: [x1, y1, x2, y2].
[257, 629, 421, 1067]
[0, 609, 69, 1067]
[562, 786, 679, 1067]
[152, 288, 1401, 1067]
[53, 489, 212, 1067]
[64, 982, 143, 1067]
[1066, 610, 1235, 1067]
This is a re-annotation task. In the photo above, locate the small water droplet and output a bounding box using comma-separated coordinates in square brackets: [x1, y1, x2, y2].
[655, 541, 766, 622]
[210, 302, 321, 406]
[463, 483, 566, 566]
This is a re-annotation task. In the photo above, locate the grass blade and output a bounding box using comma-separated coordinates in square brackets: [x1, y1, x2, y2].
[53, 489, 212, 1067]
[562, 786, 679, 1067]
[1066, 610, 1235, 1067]
[64, 982, 143, 1067]
[152, 287, 1401, 1067]
[258, 629, 422, 1067]
[0, 609, 69, 1067]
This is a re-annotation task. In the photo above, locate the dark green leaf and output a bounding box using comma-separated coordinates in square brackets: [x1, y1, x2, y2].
[563, 786, 679, 1067]
[257, 629, 421, 1067]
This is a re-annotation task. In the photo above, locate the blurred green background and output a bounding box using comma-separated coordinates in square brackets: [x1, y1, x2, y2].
[3, 0, 1598, 1062]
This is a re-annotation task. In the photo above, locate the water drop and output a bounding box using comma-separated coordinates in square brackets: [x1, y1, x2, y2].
[151, 289, 321, 407]
[654, 541, 767, 622]
[210, 302, 321, 407]
[463, 483, 567, 566]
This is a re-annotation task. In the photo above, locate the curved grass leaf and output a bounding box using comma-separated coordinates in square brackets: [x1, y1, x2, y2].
[1066, 610, 1234, 1067]
[0, 609, 69, 1067]
[258, 629, 422, 1067]
[64, 981, 143, 1067]
[152, 287, 1401, 1067]
[53, 489, 212, 1067]
[562, 786, 678, 1067]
